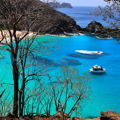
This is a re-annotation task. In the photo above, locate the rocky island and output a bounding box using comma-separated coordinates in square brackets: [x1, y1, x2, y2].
[49, 2, 73, 8]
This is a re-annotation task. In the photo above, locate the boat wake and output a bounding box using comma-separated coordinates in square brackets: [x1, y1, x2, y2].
[75, 50, 103, 55]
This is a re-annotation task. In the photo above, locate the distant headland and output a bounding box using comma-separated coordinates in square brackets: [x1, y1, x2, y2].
[49, 2, 73, 8]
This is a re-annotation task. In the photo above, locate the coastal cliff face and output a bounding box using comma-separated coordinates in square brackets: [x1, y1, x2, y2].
[32, 2, 81, 34]
[0, 0, 80, 34]
[49, 2, 73, 8]
[15, 1, 79, 34]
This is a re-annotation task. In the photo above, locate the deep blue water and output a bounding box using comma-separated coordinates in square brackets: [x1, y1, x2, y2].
[1, 6, 120, 118]
[57, 6, 108, 28]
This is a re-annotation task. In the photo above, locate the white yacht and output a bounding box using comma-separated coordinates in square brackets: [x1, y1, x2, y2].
[89, 65, 106, 74]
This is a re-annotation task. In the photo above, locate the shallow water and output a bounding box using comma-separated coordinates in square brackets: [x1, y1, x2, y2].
[46, 34, 120, 118]
[0, 34, 120, 118]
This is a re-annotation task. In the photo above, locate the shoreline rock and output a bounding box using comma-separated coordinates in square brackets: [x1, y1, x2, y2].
[41, 19, 119, 39]
[1, 110, 120, 120]
[78, 21, 119, 38]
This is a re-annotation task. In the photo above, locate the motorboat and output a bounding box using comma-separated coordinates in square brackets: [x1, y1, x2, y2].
[75, 50, 103, 55]
[78, 33, 84, 36]
[64, 32, 74, 36]
[89, 65, 106, 74]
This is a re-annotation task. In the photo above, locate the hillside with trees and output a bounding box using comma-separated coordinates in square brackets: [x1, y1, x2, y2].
[0, 0, 80, 35]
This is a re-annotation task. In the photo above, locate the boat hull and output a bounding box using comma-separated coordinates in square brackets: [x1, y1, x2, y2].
[89, 68, 106, 74]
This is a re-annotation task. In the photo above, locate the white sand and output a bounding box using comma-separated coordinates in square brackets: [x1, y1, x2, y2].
[0, 30, 35, 43]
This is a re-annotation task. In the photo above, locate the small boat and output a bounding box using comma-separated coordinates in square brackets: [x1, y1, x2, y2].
[64, 32, 74, 36]
[89, 65, 106, 74]
[78, 33, 84, 36]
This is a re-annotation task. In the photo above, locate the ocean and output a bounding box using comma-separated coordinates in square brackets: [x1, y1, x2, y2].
[57, 6, 108, 28]
[0, 6, 120, 118]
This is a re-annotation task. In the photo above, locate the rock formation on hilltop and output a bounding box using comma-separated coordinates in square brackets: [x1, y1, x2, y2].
[49, 2, 73, 8]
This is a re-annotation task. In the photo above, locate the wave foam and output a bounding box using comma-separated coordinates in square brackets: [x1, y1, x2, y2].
[75, 50, 103, 55]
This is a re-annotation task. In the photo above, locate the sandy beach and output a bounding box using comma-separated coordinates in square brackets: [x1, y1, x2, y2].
[0, 30, 35, 43]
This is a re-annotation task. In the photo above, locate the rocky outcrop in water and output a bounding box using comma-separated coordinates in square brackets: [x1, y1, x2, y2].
[80, 20, 120, 38]
[61, 3, 73, 8]
[49, 2, 72, 8]
[85, 20, 103, 33]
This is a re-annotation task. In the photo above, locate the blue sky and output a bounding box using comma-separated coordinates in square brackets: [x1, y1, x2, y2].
[58, 0, 107, 6]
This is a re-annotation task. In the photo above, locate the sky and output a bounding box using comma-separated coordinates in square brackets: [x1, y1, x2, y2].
[58, 0, 107, 6]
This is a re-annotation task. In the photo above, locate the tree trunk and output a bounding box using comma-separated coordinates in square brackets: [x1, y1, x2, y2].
[19, 91, 22, 116]
[21, 79, 25, 116]
[12, 52, 19, 117]
[13, 75, 18, 117]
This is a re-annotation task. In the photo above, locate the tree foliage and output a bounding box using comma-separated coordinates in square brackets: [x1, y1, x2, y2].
[91, 0, 120, 42]
[0, 0, 57, 117]
[47, 66, 92, 116]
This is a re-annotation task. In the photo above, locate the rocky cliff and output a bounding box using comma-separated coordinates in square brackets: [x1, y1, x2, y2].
[0, 0, 80, 35]
[32, 2, 80, 34]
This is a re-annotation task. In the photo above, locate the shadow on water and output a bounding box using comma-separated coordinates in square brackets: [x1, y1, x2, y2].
[61, 58, 82, 66]
[29, 55, 82, 67]
[90, 72, 106, 75]
[67, 53, 109, 59]
[29, 55, 60, 67]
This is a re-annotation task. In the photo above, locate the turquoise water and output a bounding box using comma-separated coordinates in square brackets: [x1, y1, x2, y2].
[0, 35, 120, 118]
[45, 34, 120, 118]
